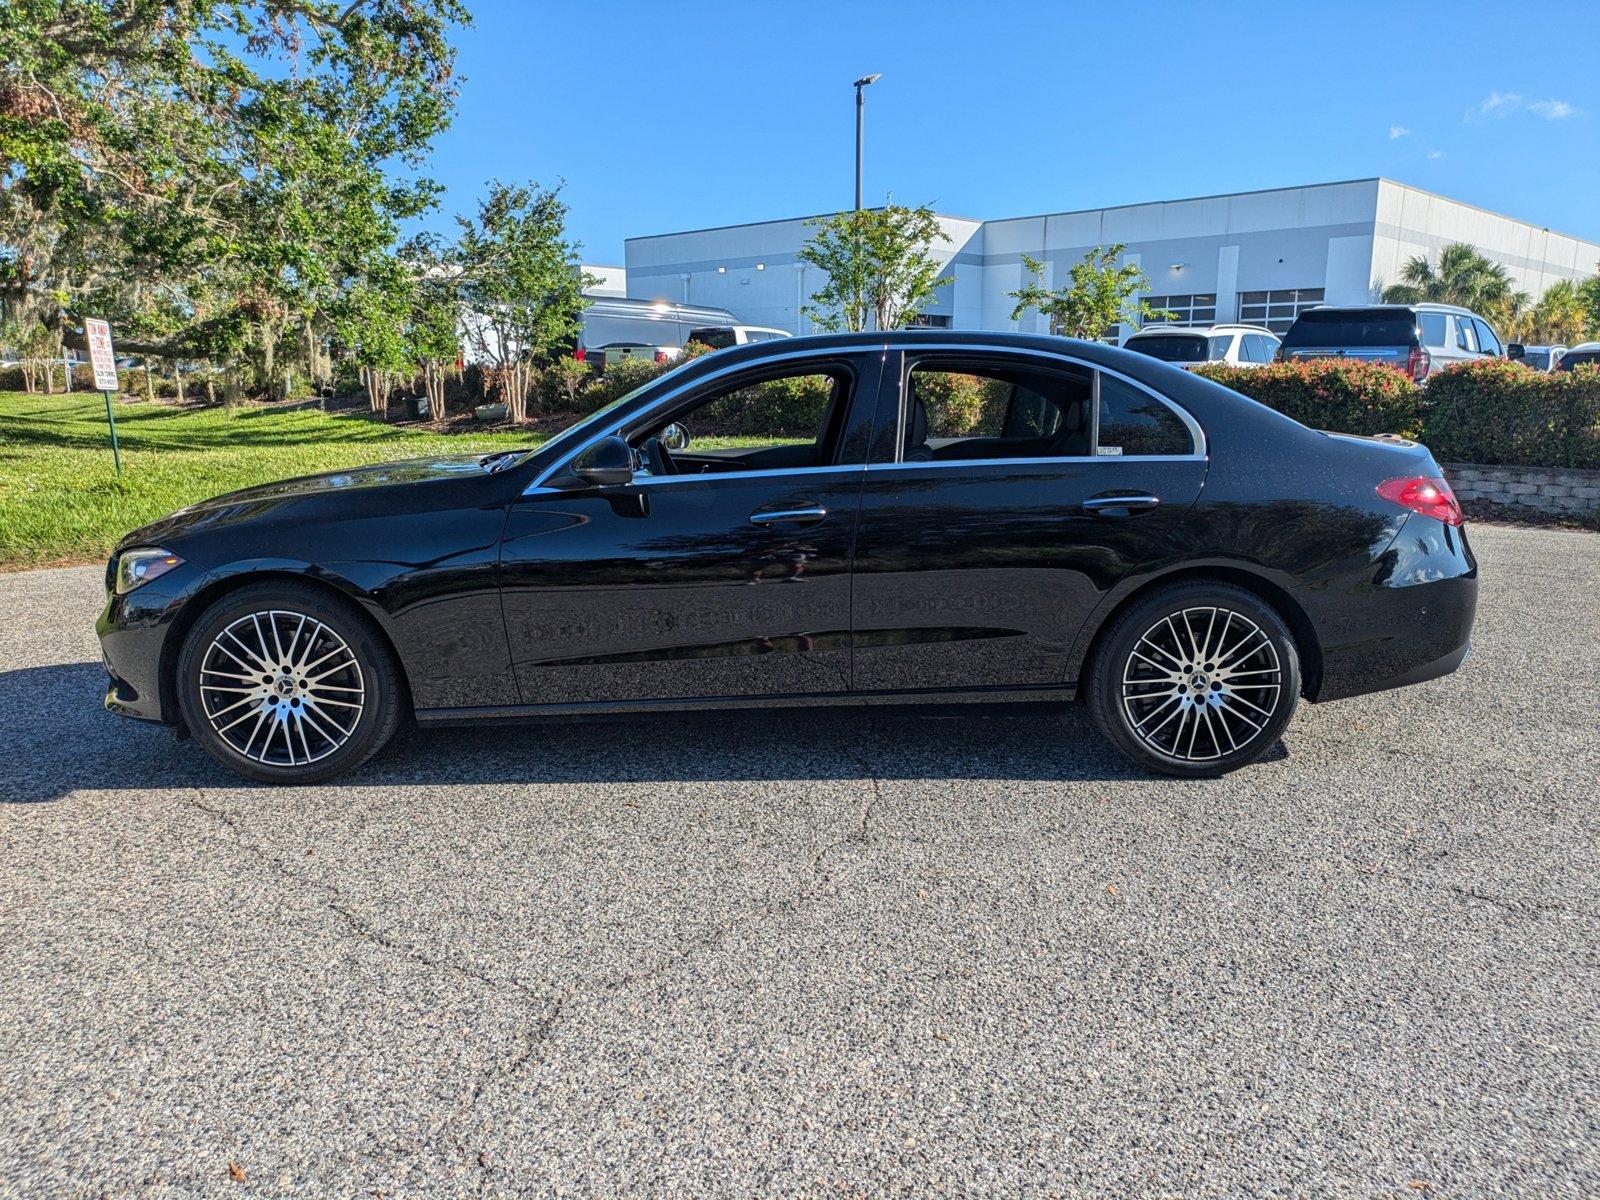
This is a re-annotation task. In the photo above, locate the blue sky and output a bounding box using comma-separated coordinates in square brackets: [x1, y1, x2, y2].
[419, 0, 1600, 262]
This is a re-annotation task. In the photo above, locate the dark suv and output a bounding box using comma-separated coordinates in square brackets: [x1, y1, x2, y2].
[1279, 303, 1505, 382]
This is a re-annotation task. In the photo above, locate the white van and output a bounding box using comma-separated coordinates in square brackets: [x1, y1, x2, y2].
[577, 298, 741, 368]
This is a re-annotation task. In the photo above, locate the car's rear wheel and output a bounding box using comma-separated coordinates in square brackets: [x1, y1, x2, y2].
[1088, 582, 1300, 777]
[177, 582, 403, 784]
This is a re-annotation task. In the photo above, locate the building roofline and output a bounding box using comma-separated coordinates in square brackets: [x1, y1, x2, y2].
[1374, 178, 1600, 247]
[984, 178, 1385, 227]
[626, 208, 982, 244]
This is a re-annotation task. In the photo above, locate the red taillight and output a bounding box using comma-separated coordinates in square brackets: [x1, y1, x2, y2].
[1406, 346, 1431, 382]
[653, 350, 668, 363]
[573, 347, 586, 362]
[1377, 476, 1463, 526]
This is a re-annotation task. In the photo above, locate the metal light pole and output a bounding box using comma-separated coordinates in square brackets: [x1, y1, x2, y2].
[853, 74, 880, 211]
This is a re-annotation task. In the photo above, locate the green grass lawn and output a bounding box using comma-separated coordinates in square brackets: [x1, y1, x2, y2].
[0, 391, 540, 569]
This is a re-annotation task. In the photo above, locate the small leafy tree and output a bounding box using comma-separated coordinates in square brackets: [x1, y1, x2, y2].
[1009, 245, 1166, 340]
[455, 181, 592, 422]
[332, 259, 414, 414]
[799, 203, 951, 332]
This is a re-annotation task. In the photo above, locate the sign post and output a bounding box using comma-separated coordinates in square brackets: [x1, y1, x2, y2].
[84, 318, 122, 474]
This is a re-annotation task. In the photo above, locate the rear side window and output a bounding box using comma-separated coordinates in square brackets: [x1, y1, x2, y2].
[1282, 309, 1418, 348]
[1559, 351, 1600, 372]
[1126, 334, 1208, 363]
[904, 361, 1092, 461]
[1208, 335, 1234, 360]
[1419, 313, 1447, 347]
[1096, 376, 1194, 458]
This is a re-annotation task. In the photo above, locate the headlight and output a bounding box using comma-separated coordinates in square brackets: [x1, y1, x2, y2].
[114, 547, 185, 594]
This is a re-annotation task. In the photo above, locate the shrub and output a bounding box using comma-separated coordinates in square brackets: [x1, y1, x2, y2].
[1423, 359, 1600, 469]
[540, 356, 594, 413]
[1193, 359, 1424, 439]
[912, 372, 1010, 436]
[578, 355, 665, 409]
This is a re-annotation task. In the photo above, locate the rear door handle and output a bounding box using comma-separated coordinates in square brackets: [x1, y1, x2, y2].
[750, 506, 828, 526]
[1082, 494, 1161, 515]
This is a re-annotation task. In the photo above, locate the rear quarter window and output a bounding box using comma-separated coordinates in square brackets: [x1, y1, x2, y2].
[1097, 376, 1193, 457]
[1126, 334, 1208, 363]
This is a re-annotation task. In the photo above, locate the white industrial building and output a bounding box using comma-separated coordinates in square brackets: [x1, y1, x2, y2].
[622, 178, 1600, 339]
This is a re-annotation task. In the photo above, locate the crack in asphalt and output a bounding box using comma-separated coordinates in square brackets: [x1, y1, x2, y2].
[180, 742, 894, 1192]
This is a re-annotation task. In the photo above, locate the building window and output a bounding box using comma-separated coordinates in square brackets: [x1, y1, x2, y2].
[1140, 294, 1217, 328]
[1238, 288, 1324, 335]
[908, 313, 952, 328]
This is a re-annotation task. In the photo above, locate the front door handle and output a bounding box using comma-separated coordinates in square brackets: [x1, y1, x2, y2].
[750, 506, 828, 526]
[1082, 493, 1161, 515]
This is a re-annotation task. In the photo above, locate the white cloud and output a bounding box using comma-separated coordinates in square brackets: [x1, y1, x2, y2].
[1427, 150, 1446, 160]
[1389, 124, 1410, 139]
[1470, 91, 1583, 120]
[1529, 98, 1581, 120]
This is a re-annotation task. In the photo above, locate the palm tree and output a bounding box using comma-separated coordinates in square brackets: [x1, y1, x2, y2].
[1381, 243, 1518, 314]
[1526, 279, 1591, 344]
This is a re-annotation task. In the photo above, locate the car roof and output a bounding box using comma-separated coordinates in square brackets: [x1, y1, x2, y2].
[1567, 342, 1600, 353]
[1305, 302, 1477, 317]
[1124, 323, 1277, 339]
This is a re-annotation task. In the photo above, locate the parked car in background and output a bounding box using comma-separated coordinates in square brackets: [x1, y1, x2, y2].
[1510, 344, 1567, 371]
[1279, 303, 1505, 382]
[97, 329, 1477, 784]
[1121, 324, 1280, 369]
[1554, 342, 1600, 372]
[576, 297, 740, 367]
[687, 325, 792, 351]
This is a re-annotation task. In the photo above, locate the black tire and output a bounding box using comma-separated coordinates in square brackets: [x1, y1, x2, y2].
[177, 581, 404, 784]
[1087, 582, 1301, 778]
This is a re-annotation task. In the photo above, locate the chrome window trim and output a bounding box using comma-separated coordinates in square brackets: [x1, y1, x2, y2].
[864, 454, 1205, 472]
[524, 344, 886, 494]
[630, 464, 866, 487]
[896, 342, 1207, 460]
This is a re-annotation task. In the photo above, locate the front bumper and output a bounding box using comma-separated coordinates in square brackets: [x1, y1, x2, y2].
[96, 562, 204, 725]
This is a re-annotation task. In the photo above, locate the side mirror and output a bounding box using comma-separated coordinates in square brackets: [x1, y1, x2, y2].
[1506, 343, 1525, 361]
[660, 421, 692, 452]
[571, 435, 634, 488]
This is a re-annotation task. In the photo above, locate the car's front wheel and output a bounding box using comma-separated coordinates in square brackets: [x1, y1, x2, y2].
[177, 582, 404, 784]
[1088, 582, 1301, 777]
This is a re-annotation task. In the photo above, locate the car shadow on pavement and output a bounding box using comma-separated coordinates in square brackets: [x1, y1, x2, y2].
[2, 660, 1285, 803]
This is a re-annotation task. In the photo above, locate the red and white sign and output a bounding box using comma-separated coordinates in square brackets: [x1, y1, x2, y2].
[84, 318, 120, 392]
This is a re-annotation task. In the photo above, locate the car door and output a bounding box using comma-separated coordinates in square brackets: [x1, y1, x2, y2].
[849, 348, 1207, 693]
[498, 349, 883, 706]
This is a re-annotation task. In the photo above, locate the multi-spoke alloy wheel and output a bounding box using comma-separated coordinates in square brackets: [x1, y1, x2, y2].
[178, 583, 402, 783]
[198, 609, 365, 767]
[1120, 606, 1281, 762]
[1088, 583, 1301, 777]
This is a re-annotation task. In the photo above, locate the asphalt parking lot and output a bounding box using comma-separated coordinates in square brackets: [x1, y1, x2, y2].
[2, 523, 1597, 1198]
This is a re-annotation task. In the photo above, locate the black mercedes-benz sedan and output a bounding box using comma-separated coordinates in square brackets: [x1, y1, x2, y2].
[97, 330, 1477, 783]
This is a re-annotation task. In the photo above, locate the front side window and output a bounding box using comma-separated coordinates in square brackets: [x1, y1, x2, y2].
[1096, 376, 1194, 457]
[903, 360, 1092, 461]
[1455, 317, 1478, 353]
[633, 365, 854, 476]
[1473, 318, 1502, 356]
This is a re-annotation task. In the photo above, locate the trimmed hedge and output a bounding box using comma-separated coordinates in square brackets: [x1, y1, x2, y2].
[1423, 359, 1600, 470]
[1194, 357, 1600, 470]
[1192, 359, 1424, 440]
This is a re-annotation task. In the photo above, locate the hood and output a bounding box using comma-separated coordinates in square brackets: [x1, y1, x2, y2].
[114, 452, 520, 554]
